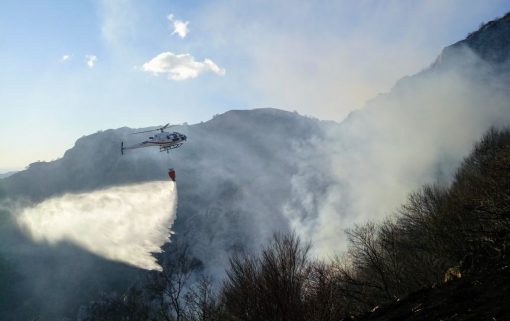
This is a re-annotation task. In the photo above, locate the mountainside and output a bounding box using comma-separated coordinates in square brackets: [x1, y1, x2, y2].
[1, 108, 329, 264]
[439, 12, 510, 67]
[1, 108, 323, 199]
[0, 108, 330, 320]
[306, 12, 510, 253]
[0, 171, 17, 179]
[1, 12, 510, 321]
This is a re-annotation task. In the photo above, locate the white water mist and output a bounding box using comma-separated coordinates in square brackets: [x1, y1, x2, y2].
[16, 181, 177, 271]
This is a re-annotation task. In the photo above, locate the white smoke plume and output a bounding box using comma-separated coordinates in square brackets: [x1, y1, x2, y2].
[16, 181, 177, 271]
[285, 47, 510, 257]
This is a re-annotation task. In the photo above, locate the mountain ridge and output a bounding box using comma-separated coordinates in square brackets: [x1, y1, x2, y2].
[1, 12, 510, 321]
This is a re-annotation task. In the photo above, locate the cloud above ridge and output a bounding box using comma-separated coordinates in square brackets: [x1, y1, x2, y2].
[142, 51, 225, 80]
[167, 14, 189, 38]
[85, 54, 97, 68]
[61, 54, 71, 62]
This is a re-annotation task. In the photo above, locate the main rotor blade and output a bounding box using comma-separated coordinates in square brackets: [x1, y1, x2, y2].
[130, 128, 158, 135]
[130, 123, 173, 135]
[159, 123, 171, 132]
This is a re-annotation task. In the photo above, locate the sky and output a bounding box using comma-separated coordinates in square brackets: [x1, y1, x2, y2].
[1, 0, 509, 171]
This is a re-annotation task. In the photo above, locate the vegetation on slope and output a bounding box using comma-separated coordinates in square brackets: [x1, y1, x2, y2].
[80, 127, 510, 321]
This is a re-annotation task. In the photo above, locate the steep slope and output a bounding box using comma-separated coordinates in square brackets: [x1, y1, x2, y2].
[1, 12, 510, 321]
[1, 108, 329, 267]
[0, 171, 17, 179]
[1, 108, 324, 200]
[0, 108, 329, 320]
[438, 12, 510, 67]
[291, 12, 510, 255]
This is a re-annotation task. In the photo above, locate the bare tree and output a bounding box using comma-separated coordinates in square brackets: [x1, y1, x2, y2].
[184, 276, 223, 321]
[222, 233, 312, 321]
[304, 261, 347, 321]
[145, 246, 200, 321]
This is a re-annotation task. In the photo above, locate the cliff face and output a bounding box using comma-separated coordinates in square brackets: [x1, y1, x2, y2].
[443, 12, 510, 66]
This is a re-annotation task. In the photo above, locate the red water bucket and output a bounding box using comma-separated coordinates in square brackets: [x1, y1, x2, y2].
[168, 168, 176, 181]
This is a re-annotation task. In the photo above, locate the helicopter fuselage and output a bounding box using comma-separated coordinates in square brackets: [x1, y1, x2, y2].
[121, 131, 187, 154]
[145, 132, 187, 146]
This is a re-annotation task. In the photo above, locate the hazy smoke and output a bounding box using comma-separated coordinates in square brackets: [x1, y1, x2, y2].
[285, 46, 510, 257]
[16, 181, 177, 271]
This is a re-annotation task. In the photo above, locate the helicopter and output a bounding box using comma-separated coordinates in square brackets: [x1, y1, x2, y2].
[121, 123, 187, 155]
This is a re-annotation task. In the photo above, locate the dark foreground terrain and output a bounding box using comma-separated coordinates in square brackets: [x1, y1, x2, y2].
[360, 262, 510, 321]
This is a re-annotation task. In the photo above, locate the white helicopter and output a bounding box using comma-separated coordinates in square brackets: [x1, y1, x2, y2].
[121, 123, 187, 155]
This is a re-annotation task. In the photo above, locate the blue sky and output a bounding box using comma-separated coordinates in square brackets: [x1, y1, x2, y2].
[1, 0, 509, 171]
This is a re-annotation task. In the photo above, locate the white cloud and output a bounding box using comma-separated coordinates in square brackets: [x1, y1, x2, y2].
[173, 20, 189, 38]
[167, 13, 189, 38]
[61, 54, 71, 62]
[142, 51, 225, 80]
[85, 55, 97, 68]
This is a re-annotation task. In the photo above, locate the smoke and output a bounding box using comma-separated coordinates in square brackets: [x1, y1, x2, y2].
[16, 181, 177, 271]
[2, 31, 510, 318]
[285, 45, 510, 257]
[194, 0, 509, 121]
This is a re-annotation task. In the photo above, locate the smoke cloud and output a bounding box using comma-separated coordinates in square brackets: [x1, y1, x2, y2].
[16, 181, 177, 271]
[285, 46, 510, 257]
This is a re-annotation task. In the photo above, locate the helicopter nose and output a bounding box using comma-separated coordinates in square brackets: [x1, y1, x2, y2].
[181, 135, 187, 141]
